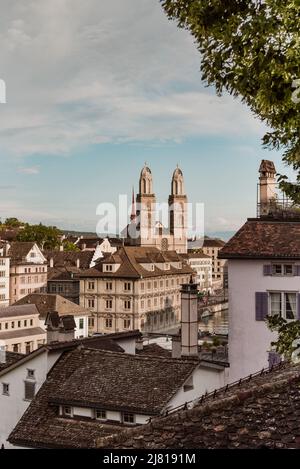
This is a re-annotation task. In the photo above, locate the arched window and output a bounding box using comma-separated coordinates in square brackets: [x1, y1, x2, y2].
[143, 178, 147, 194]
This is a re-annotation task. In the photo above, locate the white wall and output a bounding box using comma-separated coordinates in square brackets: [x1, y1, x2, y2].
[167, 366, 226, 410]
[227, 259, 300, 382]
[115, 337, 136, 355]
[0, 257, 10, 307]
[0, 349, 63, 448]
[39, 315, 89, 339]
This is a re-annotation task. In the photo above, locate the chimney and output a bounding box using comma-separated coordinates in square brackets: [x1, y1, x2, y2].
[45, 312, 76, 343]
[76, 258, 80, 269]
[135, 338, 144, 352]
[58, 316, 76, 342]
[259, 160, 277, 216]
[172, 334, 181, 358]
[0, 342, 6, 364]
[50, 257, 54, 268]
[180, 276, 199, 357]
[45, 312, 60, 343]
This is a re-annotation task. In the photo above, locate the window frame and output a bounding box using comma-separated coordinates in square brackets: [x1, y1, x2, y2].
[269, 291, 297, 321]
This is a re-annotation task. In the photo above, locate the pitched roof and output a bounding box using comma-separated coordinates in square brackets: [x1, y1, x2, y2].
[8, 242, 35, 261]
[44, 250, 94, 269]
[203, 239, 226, 248]
[80, 246, 194, 279]
[9, 348, 198, 448]
[0, 352, 24, 372]
[219, 219, 300, 259]
[13, 293, 89, 318]
[0, 304, 39, 319]
[0, 327, 45, 341]
[98, 363, 300, 449]
[136, 343, 172, 358]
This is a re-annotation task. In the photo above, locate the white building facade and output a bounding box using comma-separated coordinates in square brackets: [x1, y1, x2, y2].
[0, 246, 10, 307]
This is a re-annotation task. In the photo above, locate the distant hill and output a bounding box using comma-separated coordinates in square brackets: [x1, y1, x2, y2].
[206, 231, 235, 241]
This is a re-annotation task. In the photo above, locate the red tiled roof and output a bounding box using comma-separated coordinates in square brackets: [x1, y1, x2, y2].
[219, 219, 300, 259]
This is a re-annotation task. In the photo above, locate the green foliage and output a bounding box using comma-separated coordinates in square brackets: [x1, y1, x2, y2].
[267, 315, 300, 359]
[4, 217, 24, 228]
[62, 241, 80, 252]
[17, 223, 62, 250]
[161, 0, 300, 200]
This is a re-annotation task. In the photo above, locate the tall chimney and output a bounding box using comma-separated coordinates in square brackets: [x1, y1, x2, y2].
[180, 276, 199, 357]
[259, 160, 277, 216]
[50, 258, 54, 268]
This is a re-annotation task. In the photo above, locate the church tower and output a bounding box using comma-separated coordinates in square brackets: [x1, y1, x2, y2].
[136, 164, 156, 246]
[168, 166, 188, 253]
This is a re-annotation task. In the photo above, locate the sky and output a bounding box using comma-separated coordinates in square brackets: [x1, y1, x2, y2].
[0, 0, 294, 235]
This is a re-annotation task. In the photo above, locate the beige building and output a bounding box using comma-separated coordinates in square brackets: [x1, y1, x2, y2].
[202, 239, 227, 288]
[80, 246, 194, 334]
[8, 242, 47, 305]
[182, 252, 212, 293]
[123, 165, 188, 254]
[0, 243, 10, 308]
[0, 304, 46, 354]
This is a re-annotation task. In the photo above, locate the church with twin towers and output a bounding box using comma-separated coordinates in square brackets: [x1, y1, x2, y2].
[123, 164, 188, 254]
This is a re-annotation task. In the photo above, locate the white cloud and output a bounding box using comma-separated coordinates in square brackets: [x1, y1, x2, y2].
[0, 0, 267, 160]
[17, 166, 39, 174]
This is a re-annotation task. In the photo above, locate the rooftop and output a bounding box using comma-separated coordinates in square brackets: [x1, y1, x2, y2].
[0, 304, 39, 319]
[0, 327, 45, 341]
[219, 219, 300, 260]
[9, 347, 198, 448]
[80, 246, 193, 279]
[14, 293, 90, 318]
[98, 362, 300, 449]
[0, 352, 24, 372]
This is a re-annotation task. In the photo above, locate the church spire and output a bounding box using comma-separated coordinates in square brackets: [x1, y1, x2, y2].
[130, 186, 136, 223]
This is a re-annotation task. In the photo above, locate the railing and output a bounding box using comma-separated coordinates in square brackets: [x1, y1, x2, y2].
[149, 361, 285, 421]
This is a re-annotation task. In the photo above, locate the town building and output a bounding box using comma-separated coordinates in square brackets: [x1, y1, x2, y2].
[0, 304, 46, 354]
[181, 252, 212, 292]
[8, 242, 47, 304]
[219, 160, 300, 381]
[14, 293, 90, 339]
[0, 329, 141, 448]
[45, 250, 95, 304]
[123, 165, 188, 254]
[0, 243, 10, 307]
[80, 246, 194, 334]
[202, 238, 227, 284]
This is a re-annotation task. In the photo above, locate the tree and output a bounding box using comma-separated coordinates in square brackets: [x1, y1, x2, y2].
[17, 223, 62, 250]
[4, 217, 24, 228]
[161, 0, 300, 200]
[267, 315, 300, 359]
[62, 241, 80, 252]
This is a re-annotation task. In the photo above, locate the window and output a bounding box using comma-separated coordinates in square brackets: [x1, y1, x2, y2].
[270, 292, 297, 320]
[2, 383, 9, 396]
[124, 300, 131, 310]
[11, 321, 14, 329]
[88, 299, 95, 308]
[27, 369, 35, 379]
[147, 282, 151, 290]
[0, 271, 5, 277]
[123, 412, 135, 424]
[154, 281, 158, 289]
[25, 342, 31, 354]
[18, 321, 21, 328]
[105, 318, 113, 328]
[284, 265, 294, 276]
[124, 282, 131, 291]
[95, 409, 107, 420]
[141, 300, 144, 309]
[140, 283, 145, 291]
[63, 406, 72, 417]
[106, 300, 112, 309]
[105, 265, 113, 272]
[5, 322, 8, 330]
[106, 282, 113, 291]
[124, 319, 131, 329]
[24, 381, 36, 401]
[88, 317, 95, 328]
[88, 282, 95, 290]
[79, 319, 84, 329]
[30, 319, 33, 326]
[13, 344, 20, 353]
[271, 264, 294, 276]
[24, 320, 27, 327]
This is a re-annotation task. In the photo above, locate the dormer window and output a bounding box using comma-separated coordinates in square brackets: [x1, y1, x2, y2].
[122, 412, 135, 425]
[105, 265, 113, 272]
[95, 409, 107, 421]
[63, 406, 73, 417]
